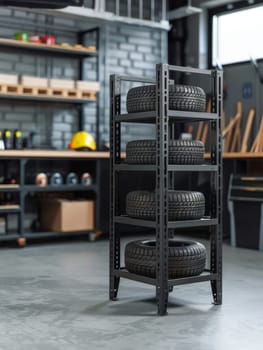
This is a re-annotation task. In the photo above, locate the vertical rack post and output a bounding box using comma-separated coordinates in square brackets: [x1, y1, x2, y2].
[109, 74, 121, 300]
[210, 69, 223, 304]
[95, 27, 101, 149]
[77, 30, 85, 131]
[155, 64, 169, 315]
[77, 28, 100, 148]
[19, 158, 26, 238]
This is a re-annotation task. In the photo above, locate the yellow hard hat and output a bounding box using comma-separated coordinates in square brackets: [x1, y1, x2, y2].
[69, 131, 96, 151]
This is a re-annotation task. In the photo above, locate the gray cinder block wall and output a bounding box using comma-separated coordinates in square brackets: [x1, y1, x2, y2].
[0, 6, 167, 150]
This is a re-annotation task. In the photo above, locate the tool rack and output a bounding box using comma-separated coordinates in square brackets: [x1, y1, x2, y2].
[109, 63, 223, 315]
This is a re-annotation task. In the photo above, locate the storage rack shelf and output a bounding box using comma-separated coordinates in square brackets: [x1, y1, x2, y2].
[115, 111, 218, 123]
[0, 150, 109, 245]
[114, 216, 218, 229]
[115, 164, 218, 172]
[110, 63, 223, 315]
[114, 269, 217, 287]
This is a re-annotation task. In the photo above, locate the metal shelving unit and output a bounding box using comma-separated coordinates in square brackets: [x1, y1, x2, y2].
[0, 27, 103, 245]
[0, 151, 110, 245]
[109, 63, 223, 315]
[0, 27, 100, 141]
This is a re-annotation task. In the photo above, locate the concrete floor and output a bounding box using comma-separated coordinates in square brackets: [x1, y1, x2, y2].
[0, 235, 262, 350]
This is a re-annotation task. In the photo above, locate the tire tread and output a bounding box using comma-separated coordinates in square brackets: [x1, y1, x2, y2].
[125, 239, 206, 278]
[126, 140, 205, 165]
[126, 190, 205, 221]
[126, 84, 206, 113]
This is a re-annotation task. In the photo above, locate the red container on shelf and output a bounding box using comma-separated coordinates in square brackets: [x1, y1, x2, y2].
[42, 35, 56, 45]
[29, 34, 42, 44]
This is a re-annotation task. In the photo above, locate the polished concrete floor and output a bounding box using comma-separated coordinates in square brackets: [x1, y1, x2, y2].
[0, 235, 262, 350]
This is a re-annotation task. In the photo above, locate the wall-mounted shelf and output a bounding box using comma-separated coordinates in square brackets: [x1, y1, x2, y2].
[23, 184, 96, 193]
[0, 38, 97, 58]
[0, 92, 95, 104]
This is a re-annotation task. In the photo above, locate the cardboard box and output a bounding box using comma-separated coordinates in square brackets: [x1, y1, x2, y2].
[40, 199, 94, 232]
[76, 81, 100, 92]
[49, 78, 75, 90]
[0, 73, 18, 85]
[21, 76, 48, 88]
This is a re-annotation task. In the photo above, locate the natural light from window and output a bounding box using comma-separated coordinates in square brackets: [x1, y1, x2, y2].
[213, 5, 263, 66]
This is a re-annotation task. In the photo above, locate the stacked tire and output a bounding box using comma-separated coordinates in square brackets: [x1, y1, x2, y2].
[125, 239, 206, 279]
[126, 84, 206, 113]
[126, 140, 205, 165]
[126, 190, 205, 221]
[124, 84, 207, 279]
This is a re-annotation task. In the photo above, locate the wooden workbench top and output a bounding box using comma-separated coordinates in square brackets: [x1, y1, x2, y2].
[0, 150, 261, 160]
[0, 150, 111, 159]
[204, 152, 263, 159]
[222, 152, 263, 159]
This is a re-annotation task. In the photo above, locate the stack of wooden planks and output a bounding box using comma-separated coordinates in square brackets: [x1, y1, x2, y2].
[195, 100, 211, 145]
[250, 116, 263, 152]
[222, 101, 244, 152]
[195, 100, 263, 153]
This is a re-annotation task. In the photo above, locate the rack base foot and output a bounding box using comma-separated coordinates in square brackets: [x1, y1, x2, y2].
[156, 288, 169, 316]
[211, 280, 222, 305]
[109, 276, 120, 300]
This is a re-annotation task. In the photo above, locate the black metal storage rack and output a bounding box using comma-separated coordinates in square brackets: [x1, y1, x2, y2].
[109, 63, 223, 315]
[0, 150, 110, 245]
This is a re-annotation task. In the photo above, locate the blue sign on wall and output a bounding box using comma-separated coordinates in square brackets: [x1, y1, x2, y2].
[242, 83, 253, 99]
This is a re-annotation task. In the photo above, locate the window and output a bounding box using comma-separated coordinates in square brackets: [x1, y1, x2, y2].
[212, 5, 263, 66]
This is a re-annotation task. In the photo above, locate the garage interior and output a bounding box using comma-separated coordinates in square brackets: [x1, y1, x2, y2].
[0, 0, 262, 349]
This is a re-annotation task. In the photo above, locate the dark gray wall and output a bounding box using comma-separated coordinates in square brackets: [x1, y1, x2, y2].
[103, 24, 167, 148]
[223, 62, 263, 145]
[0, 6, 167, 150]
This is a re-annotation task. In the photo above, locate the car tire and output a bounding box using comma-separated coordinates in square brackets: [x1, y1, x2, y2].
[125, 239, 206, 278]
[126, 190, 205, 221]
[126, 139, 205, 165]
[126, 84, 206, 113]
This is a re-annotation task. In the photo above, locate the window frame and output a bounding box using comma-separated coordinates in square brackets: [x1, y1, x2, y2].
[208, 0, 263, 68]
